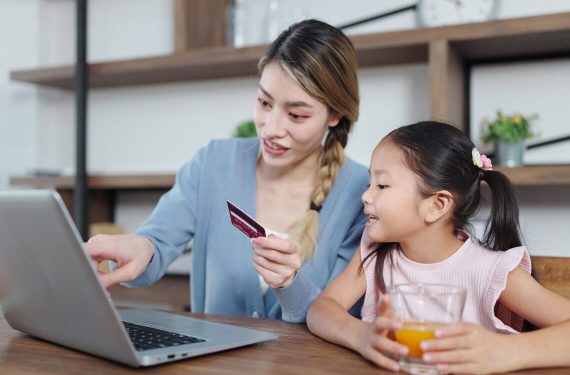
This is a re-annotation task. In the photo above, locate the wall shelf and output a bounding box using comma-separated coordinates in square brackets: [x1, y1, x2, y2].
[495, 165, 570, 186]
[10, 174, 175, 190]
[10, 165, 570, 193]
[8, 164, 570, 226]
[10, 174, 175, 224]
[10, 12, 570, 90]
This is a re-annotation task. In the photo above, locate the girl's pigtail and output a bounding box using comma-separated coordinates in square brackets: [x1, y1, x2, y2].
[480, 170, 522, 251]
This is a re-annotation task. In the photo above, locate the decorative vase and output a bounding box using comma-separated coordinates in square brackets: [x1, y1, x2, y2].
[496, 139, 525, 167]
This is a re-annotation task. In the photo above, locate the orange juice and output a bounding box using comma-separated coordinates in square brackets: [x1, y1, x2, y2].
[395, 322, 436, 358]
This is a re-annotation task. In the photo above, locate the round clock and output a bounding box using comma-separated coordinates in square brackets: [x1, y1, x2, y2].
[417, 0, 499, 27]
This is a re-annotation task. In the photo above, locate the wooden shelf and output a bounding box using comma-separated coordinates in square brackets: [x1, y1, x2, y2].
[7, 166, 570, 225]
[10, 166, 570, 189]
[495, 165, 570, 186]
[10, 12, 570, 90]
[9, 174, 175, 190]
[10, 46, 268, 90]
[10, 174, 175, 225]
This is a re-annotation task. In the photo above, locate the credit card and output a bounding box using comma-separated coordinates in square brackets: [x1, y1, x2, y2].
[227, 200, 266, 238]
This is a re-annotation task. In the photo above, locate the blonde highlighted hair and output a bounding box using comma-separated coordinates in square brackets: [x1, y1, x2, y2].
[258, 19, 360, 262]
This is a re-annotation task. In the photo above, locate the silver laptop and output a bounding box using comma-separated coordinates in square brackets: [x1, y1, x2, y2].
[0, 189, 277, 367]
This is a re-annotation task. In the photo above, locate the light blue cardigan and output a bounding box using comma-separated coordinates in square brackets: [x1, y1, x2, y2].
[128, 138, 368, 322]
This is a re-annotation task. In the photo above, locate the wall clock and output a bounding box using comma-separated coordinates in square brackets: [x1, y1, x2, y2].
[417, 0, 499, 27]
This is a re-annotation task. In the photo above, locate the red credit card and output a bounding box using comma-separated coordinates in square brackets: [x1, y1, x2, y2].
[227, 200, 266, 238]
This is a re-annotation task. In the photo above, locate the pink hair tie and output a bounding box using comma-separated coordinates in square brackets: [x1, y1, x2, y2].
[472, 148, 493, 171]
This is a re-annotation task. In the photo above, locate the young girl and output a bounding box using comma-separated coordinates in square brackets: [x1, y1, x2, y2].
[307, 121, 570, 374]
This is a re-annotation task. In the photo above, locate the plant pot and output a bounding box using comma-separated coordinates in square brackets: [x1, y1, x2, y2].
[496, 139, 525, 167]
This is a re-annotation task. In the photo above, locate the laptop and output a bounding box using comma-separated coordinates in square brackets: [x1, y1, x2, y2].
[0, 189, 277, 367]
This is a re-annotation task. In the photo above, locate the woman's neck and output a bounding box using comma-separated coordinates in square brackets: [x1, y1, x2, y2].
[255, 146, 322, 232]
[256, 147, 322, 187]
[399, 225, 465, 264]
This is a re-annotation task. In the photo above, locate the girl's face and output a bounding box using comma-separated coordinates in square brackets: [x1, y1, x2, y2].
[362, 141, 430, 243]
[254, 62, 341, 170]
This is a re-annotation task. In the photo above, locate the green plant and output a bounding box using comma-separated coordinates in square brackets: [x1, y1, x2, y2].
[233, 119, 257, 138]
[481, 110, 537, 144]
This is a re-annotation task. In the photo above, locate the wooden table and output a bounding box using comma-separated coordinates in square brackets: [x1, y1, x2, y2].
[0, 313, 567, 375]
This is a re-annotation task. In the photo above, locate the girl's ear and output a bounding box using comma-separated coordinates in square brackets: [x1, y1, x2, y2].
[424, 191, 455, 224]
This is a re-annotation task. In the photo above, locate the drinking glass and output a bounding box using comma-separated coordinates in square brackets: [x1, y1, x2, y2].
[390, 283, 466, 375]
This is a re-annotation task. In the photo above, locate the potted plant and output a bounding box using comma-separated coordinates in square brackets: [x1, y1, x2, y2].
[233, 119, 257, 138]
[481, 110, 538, 167]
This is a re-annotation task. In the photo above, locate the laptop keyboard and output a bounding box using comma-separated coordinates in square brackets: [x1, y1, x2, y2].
[123, 321, 205, 351]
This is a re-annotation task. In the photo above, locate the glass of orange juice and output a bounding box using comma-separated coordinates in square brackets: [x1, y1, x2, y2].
[390, 284, 466, 375]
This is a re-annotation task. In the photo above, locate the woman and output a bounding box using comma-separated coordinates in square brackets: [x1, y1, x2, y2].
[86, 19, 367, 323]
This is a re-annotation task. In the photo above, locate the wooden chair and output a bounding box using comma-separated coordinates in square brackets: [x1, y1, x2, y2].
[531, 256, 570, 300]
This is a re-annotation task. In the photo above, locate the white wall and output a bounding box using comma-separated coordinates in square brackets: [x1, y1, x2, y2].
[1, 0, 569, 255]
[0, 0, 39, 189]
[471, 58, 570, 164]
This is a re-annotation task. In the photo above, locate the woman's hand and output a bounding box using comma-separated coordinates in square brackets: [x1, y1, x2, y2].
[421, 322, 517, 374]
[84, 234, 154, 289]
[251, 235, 302, 288]
[357, 295, 408, 372]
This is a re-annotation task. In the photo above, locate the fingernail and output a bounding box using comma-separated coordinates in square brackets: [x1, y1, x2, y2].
[251, 237, 262, 245]
[423, 354, 432, 362]
[399, 347, 408, 355]
[437, 364, 448, 371]
[435, 329, 444, 337]
[420, 341, 430, 350]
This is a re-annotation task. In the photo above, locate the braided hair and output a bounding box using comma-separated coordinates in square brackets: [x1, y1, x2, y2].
[258, 19, 360, 261]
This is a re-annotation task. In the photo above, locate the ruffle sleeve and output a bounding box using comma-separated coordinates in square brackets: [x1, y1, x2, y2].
[484, 246, 532, 333]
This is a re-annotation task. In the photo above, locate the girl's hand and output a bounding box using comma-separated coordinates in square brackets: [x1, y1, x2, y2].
[85, 234, 154, 289]
[357, 295, 408, 372]
[421, 322, 516, 374]
[251, 235, 302, 288]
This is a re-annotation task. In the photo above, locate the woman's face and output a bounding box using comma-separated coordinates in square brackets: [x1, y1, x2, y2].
[254, 62, 341, 170]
